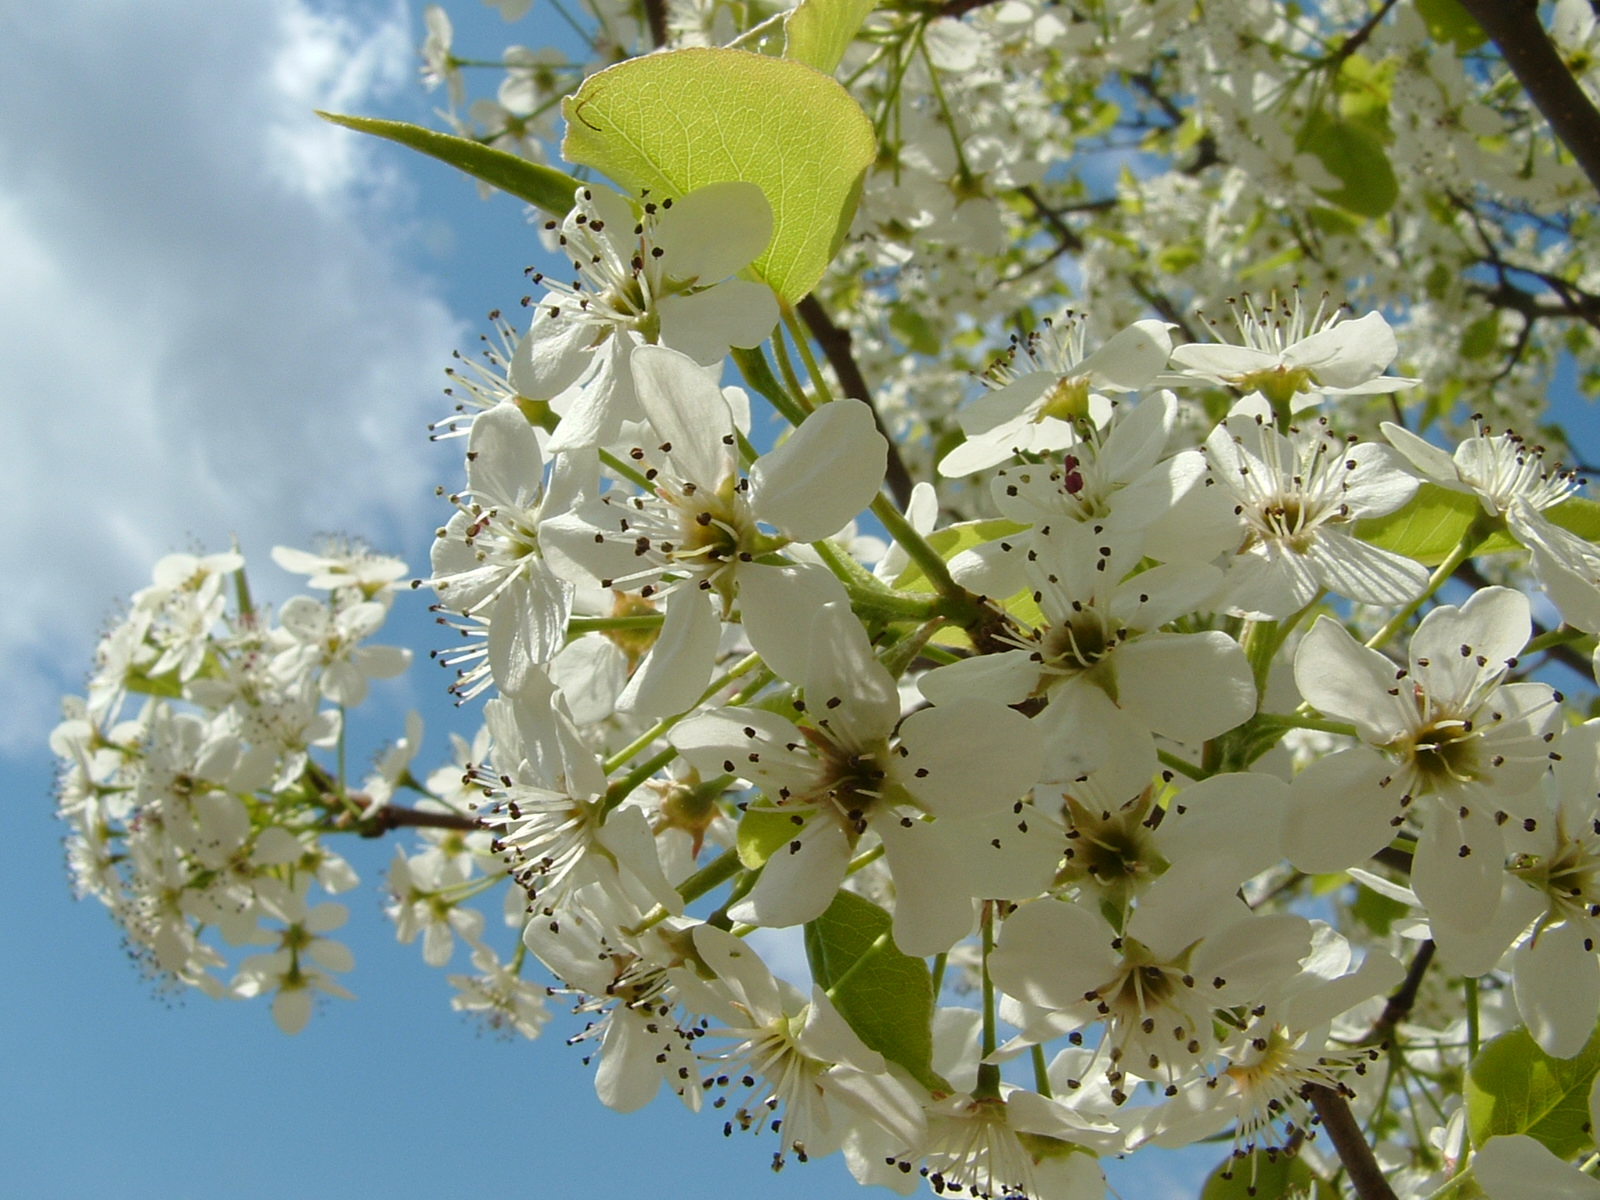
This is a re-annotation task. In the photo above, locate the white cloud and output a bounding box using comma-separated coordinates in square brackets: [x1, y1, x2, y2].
[0, 0, 465, 748]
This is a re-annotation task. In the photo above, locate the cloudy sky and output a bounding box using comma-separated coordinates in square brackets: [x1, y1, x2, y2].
[0, 3, 1218, 1195]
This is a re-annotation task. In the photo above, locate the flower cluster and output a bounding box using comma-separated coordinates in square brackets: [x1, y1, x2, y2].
[55, 1, 1600, 1198]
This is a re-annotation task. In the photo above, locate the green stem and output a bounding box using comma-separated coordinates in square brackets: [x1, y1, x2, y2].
[770, 327, 816, 415]
[1465, 977, 1480, 1061]
[1257, 712, 1361, 737]
[975, 901, 1002, 1100]
[1030, 1044, 1053, 1099]
[1365, 519, 1493, 650]
[566, 614, 664, 635]
[846, 843, 885, 876]
[1157, 749, 1204, 780]
[730, 345, 809, 426]
[780, 303, 836, 405]
[602, 747, 677, 813]
[931, 951, 948, 995]
[678, 845, 743, 906]
[601, 653, 765, 775]
[599, 447, 655, 491]
[813, 539, 942, 623]
[869, 496, 987, 629]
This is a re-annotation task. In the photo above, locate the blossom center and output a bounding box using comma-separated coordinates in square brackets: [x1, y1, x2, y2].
[1401, 717, 1480, 787]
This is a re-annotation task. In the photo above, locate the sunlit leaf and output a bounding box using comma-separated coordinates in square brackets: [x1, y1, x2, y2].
[805, 890, 946, 1092]
[561, 48, 875, 302]
[1355, 484, 1519, 564]
[1466, 1022, 1600, 1157]
[317, 111, 581, 216]
[784, 0, 878, 74]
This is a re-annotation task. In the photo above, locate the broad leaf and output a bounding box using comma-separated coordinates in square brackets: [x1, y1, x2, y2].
[317, 112, 581, 217]
[784, 0, 878, 74]
[805, 890, 945, 1092]
[1200, 1153, 1331, 1199]
[1300, 109, 1397, 218]
[1548, 496, 1600, 542]
[1466, 1022, 1600, 1157]
[1355, 483, 1518, 564]
[892, 518, 1029, 592]
[1416, 0, 1487, 51]
[736, 806, 799, 869]
[561, 48, 875, 302]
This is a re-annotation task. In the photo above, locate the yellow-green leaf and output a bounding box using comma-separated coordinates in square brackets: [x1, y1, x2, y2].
[737, 806, 800, 868]
[1200, 1153, 1332, 1200]
[1300, 109, 1397, 218]
[1416, 0, 1487, 51]
[891, 518, 1029, 592]
[1355, 483, 1519, 565]
[317, 111, 581, 217]
[561, 48, 875, 302]
[1466, 1021, 1600, 1156]
[1548, 496, 1600, 542]
[784, 0, 878, 74]
[804, 890, 946, 1092]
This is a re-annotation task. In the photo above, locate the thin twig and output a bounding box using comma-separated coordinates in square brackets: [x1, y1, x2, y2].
[1455, 0, 1600, 194]
[352, 802, 481, 837]
[796, 294, 916, 509]
[1369, 939, 1435, 1040]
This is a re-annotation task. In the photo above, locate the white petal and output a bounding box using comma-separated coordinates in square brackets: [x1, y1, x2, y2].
[918, 650, 1038, 707]
[738, 561, 851, 685]
[467, 402, 545, 506]
[1474, 1135, 1600, 1200]
[630, 344, 735, 489]
[1306, 530, 1429, 608]
[693, 923, 785, 1022]
[894, 698, 1042, 818]
[1080, 319, 1175, 390]
[1283, 748, 1404, 873]
[653, 180, 773, 283]
[510, 306, 595, 399]
[750, 399, 887, 543]
[879, 817, 977, 955]
[1410, 587, 1530, 710]
[1115, 631, 1255, 744]
[989, 899, 1119, 1010]
[658, 280, 779, 361]
[803, 602, 900, 744]
[1286, 311, 1397, 388]
[1294, 615, 1412, 742]
[615, 589, 719, 717]
[1412, 801, 1504, 932]
[1513, 922, 1600, 1059]
[728, 817, 851, 928]
[1380, 421, 1460, 486]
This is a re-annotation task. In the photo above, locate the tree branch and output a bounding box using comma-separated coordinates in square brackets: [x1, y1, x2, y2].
[1306, 1086, 1401, 1200]
[796, 294, 916, 509]
[1455, 0, 1600, 194]
[346, 800, 481, 837]
[641, 0, 668, 49]
[1370, 939, 1434, 1040]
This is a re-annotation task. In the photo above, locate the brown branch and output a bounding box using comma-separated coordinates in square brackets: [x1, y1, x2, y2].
[796, 294, 916, 509]
[641, 0, 668, 49]
[335, 796, 481, 837]
[935, 0, 1002, 18]
[1455, 0, 1600, 194]
[1306, 1086, 1402, 1200]
[1370, 939, 1435, 1040]
[1325, 0, 1400, 70]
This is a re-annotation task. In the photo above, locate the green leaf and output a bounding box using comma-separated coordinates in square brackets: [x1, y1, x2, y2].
[736, 806, 799, 868]
[561, 48, 875, 302]
[784, 0, 878, 74]
[1300, 109, 1397, 218]
[891, 518, 1029, 592]
[1200, 1152, 1331, 1199]
[889, 303, 940, 356]
[1466, 1021, 1600, 1156]
[805, 890, 945, 1092]
[1355, 483, 1519, 565]
[1460, 313, 1500, 361]
[1416, 0, 1487, 51]
[316, 112, 582, 217]
[1548, 496, 1600, 542]
[124, 665, 184, 699]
